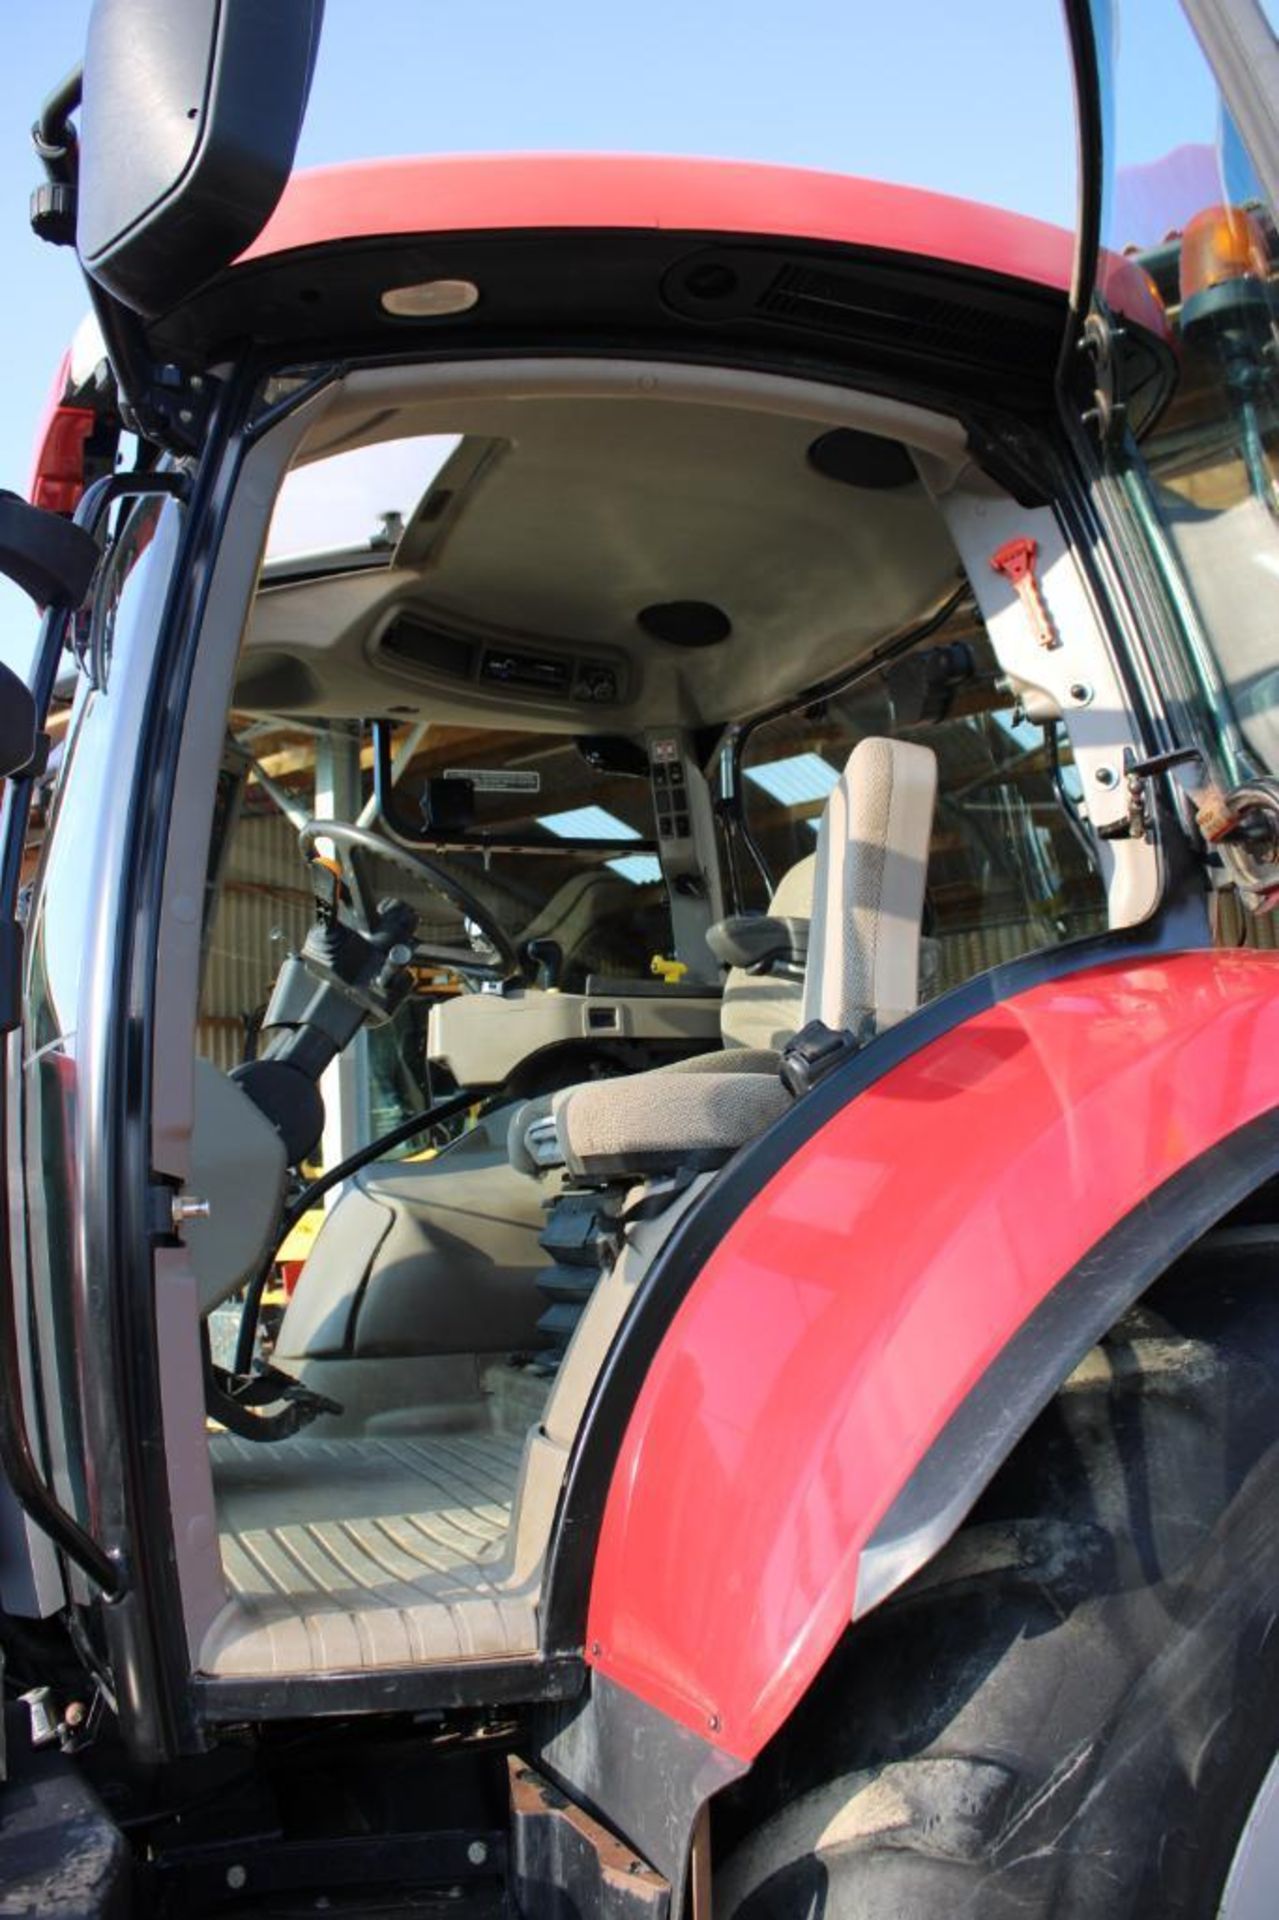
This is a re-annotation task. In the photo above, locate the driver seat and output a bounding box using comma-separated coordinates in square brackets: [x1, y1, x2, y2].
[520, 736, 938, 1182]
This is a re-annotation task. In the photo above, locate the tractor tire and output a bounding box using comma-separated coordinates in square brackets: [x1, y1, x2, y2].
[716, 1237, 1279, 1919]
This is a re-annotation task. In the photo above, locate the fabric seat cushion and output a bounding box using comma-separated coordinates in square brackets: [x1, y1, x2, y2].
[555, 1055, 790, 1180]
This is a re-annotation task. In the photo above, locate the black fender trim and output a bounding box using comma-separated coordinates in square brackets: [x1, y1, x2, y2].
[194, 1652, 585, 1725]
[534, 1672, 744, 1917]
[854, 1104, 1279, 1619]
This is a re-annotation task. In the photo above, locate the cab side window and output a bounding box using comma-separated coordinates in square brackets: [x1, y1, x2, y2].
[738, 619, 1106, 995]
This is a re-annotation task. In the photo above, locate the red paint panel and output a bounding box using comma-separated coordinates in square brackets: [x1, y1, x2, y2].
[239, 154, 1167, 341]
[29, 407, 95, 516]
[586, 951, 1279, 1759]
[26, 349, 89, 514]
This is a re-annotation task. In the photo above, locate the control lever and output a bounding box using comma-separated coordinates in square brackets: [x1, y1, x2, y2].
[375, 941, 414, 992]
[524, 937, 564, 990]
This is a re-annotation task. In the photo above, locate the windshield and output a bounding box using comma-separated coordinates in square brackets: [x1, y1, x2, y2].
[203, 719, 673, 1083]
[379, 725, 670, 988]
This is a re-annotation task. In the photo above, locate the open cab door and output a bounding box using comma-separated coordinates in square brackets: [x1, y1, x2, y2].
[1067, 0, 1279, 913]
[1, 0, 324, 1747]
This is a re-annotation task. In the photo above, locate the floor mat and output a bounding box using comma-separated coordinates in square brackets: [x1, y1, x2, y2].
[202, 1429, 537, 1677]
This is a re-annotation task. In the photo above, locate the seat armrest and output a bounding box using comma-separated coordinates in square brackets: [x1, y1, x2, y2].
[706, 914, 808, 976]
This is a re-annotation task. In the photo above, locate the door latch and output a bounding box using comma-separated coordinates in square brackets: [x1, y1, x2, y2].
[1096, 746, 1203, 842]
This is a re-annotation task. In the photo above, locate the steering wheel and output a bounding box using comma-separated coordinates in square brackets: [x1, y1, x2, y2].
[297, 819, 523, 985]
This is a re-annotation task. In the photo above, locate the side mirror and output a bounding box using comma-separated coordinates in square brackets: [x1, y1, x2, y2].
[76, 0, 324, 316]
[0, 493, 98, 778]
[0, 664, 40, 781]
[0, 492, 99, 612]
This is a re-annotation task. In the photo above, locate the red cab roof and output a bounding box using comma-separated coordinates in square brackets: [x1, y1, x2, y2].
[241, 153, 1167, 339]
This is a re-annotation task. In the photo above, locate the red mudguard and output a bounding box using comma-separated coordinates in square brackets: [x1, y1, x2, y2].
[585, 950, 1279, 1759]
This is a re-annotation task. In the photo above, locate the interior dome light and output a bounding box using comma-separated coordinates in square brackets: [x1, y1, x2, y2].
[381, 278, 480, 317]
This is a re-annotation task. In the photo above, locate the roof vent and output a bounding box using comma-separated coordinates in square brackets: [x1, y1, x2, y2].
[757, 261, 1059, 373]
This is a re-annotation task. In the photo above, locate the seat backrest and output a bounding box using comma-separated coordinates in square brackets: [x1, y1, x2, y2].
[803, 736, 938, 1034]
[719, 852, 816, 1052]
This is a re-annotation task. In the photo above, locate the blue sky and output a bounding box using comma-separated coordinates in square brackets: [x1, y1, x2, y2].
[0, 2, 1233, 664]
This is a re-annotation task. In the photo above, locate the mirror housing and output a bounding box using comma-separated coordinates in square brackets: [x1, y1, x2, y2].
[76, 0, 324, 316]
[0, 664, 40, 782]
[0, 492, 99, 612]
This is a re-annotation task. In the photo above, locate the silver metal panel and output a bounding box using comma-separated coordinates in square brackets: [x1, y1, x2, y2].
[1220, 1752, 1279, 1920]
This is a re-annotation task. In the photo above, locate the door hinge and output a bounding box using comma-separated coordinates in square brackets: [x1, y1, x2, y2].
[1078, 305, 1129, 447]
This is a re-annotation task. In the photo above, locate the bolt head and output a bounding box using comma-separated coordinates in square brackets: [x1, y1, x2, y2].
[225, 1865, 247, 1891]
[467, 1841, 489, 1866]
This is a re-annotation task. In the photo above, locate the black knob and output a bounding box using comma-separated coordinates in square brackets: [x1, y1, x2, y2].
[523, 938, 564, 990]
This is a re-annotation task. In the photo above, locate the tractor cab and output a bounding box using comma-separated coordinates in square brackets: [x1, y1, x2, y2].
[5, 3, 1279, 1916]
[169, 346, 1135, 1688]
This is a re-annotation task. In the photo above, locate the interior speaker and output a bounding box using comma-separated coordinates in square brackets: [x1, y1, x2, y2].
[637, 601, 732, 648]
[807, 429, 917, 490]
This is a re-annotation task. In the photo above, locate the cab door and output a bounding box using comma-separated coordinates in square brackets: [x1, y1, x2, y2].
[1073, 0, 1279, 909]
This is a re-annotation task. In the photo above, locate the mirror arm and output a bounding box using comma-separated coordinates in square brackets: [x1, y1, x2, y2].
[84, 282, 215, 455]
[32, 65, 81, 186]
[28, 69, 217, 456]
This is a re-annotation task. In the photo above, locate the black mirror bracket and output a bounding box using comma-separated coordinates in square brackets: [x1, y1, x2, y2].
[29, 65, 218, 457]
[29, 65, 80, 246]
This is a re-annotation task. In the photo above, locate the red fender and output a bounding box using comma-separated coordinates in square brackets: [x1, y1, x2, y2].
[585, 949, 1279, 1759]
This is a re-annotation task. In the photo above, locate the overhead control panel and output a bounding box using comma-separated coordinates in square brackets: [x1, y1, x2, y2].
[649, 733, 692, 844]
[378, 612, 627, 708]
